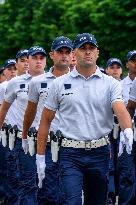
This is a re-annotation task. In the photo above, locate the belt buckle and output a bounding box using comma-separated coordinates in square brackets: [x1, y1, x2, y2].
[85, 141, 91, 150]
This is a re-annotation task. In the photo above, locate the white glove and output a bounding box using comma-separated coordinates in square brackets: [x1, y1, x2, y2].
[36, 154, 46, 188]
[28, 137, 35, 156]
[22, 139, 29, 154]
[118, 131, 125, 156]
[123, 128, 133, 155]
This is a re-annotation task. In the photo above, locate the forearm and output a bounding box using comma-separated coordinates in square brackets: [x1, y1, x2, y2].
[117, 110, 132, 130]
[37, 108, 55, 155]
[22, 101, 37, 139]
[113, 101, 132, 130]
[127, 100, 136, 119]
[37, 121, 50, 155]
[0, 101, 11, 128]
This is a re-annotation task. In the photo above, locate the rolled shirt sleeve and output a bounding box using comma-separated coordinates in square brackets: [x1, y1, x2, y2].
[28, 78, 39, 103]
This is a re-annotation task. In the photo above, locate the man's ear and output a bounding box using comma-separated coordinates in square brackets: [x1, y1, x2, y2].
[49, 51, 53, 60]
[97, 49, 99, 58]
[126, 62, 129, 70]
[105, 67, 109, 75]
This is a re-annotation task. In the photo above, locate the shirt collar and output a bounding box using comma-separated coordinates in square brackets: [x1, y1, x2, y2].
[46, 67, 70, 78]
[124, 75, 133, 85]
[70, 66, 103, 79]
[46, 68, 56, 78]
[23, 71, 48, 80]
[23, 72, 32, 80]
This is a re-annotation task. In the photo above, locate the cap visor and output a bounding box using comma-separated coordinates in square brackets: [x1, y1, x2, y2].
[108, 62, 122, 67]
[4, 63, 15, 68]
[30, 51, 47, 56]
[53, 45, 73, 51]
[129, 54, 136, 60]
[77, 41, 98, 48]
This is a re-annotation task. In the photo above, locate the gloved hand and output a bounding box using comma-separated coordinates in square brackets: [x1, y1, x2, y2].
[118, 128, 133, 156]
[118, 131, 125, 156]
[123, 128, 133, 155]
[36, 154, 46, 188]
[22, 139, 29, 154]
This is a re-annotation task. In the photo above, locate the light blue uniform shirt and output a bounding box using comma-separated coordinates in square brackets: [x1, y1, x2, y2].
[129, 78, 136, 102]
[120, 76, 133, 105]
[45, 68, 123, 141]
[28, 71, 59, 131]
[4, 73, 37, 131]
[0, 81, 8, 104]
[0, 80, 17, 126]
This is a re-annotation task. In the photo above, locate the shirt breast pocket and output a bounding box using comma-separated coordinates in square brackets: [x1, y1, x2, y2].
[40, 89, 49, 100]
[61, 89, 80, 106]
[17, 90, 28, 103]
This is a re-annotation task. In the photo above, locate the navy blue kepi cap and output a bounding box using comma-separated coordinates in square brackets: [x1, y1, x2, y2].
[51, 36, 73, 51]
[28, 46, 47, 56]
[16, 49, 28, 59]
[73, 33, 98, 49]
[4, 59, 16, 68]
[127, 50, 136, 61]
[106, 58, 123, 67]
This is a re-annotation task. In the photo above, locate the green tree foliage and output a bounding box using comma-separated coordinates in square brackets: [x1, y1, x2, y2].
[61, 0, 136, 66]
[0, 0, 135, 69]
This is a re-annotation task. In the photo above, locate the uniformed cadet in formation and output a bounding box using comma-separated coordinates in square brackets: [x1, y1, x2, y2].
[127, 70, 136, 117]
[0, 46, 46, 205]
[0, 66, 6, 83]
[22, 36, 73, 205]
[0, 59, 17, 107]
[120, 50, 136, 205]
[0, 59, 18, 130]
[106, 58, 123, 81]
[6, 50, 29, 204]
[0, 59, 17, 204]
[36, 33, 133, 205]
[15, 49, 29, 76]
[0, 50, 29, 204]
[105, 58, 123, 205]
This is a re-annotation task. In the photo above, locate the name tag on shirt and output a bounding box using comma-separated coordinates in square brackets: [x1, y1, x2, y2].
[64, 84, 71, 89]
[20, 84, 25, 89]
[41, 83, 47, 88]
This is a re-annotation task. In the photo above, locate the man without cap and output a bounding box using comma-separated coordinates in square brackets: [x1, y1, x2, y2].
[22, 36, 73, 205]
[36, 33, 133, 205]
[0, 46, 46, 205]
[119, 50, 136, 205]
